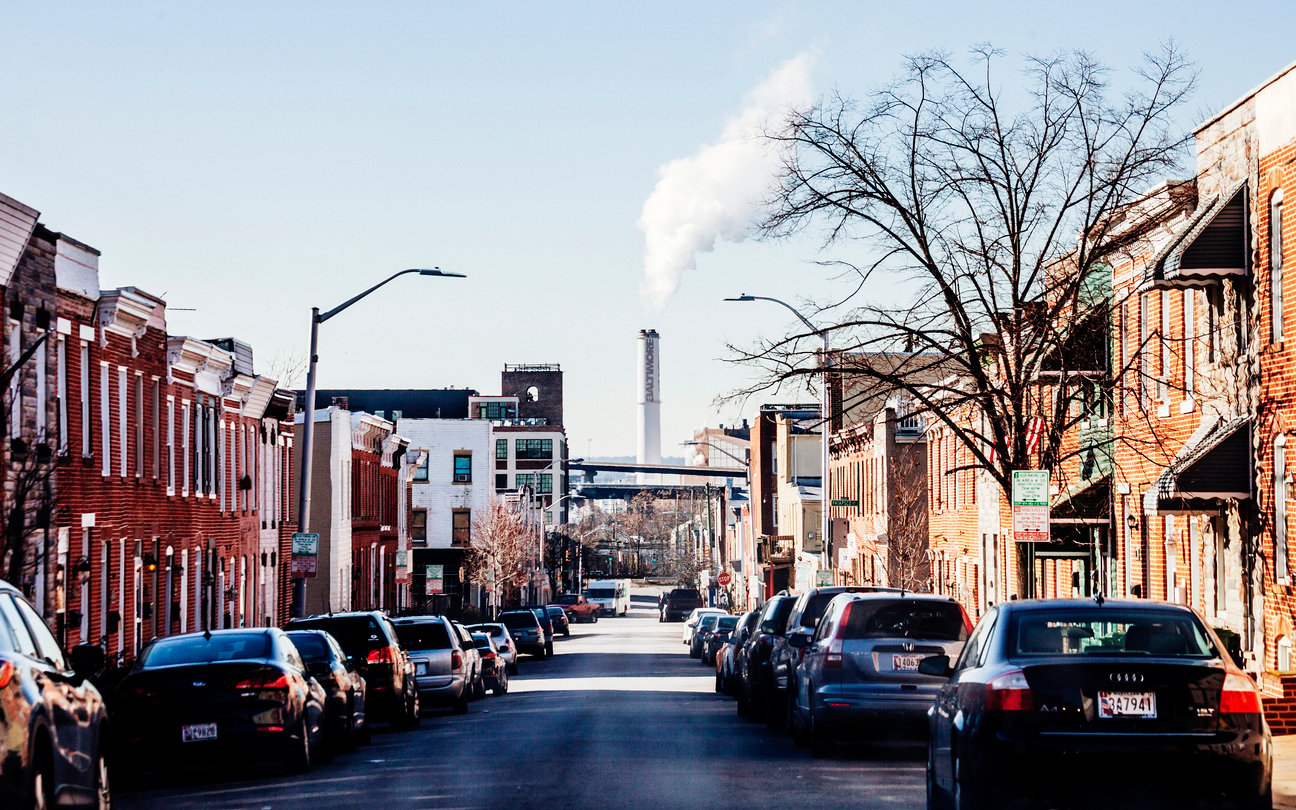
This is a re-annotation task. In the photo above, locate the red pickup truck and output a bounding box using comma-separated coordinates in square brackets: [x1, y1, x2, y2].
[554, 594, 601, 623]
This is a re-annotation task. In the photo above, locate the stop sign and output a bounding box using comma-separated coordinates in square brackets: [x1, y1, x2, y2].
[716, 571, 732, 586]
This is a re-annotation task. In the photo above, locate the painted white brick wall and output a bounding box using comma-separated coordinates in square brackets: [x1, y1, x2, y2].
[329, 409, 352, 610]
[397, 419, 493, 549]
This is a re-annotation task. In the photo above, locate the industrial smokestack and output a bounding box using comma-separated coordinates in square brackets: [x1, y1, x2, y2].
[637, 329, 662, 475]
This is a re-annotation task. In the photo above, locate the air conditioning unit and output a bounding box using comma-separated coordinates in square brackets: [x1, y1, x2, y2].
[453, 473, 471, 483]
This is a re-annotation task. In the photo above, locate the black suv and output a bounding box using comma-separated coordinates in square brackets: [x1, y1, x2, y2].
[738, 594, 796, 720]
[766, 585, 901, 728]
[285, 611, 419, 727]
[660, 588, 703, 622]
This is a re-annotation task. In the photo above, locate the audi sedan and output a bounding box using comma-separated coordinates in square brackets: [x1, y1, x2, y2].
[924, 598, 1271, 809]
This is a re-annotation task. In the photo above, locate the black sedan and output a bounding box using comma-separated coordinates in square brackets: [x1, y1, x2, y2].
[286, 629, 368, 751]
[115, 628, 327, 775]
[0, 580, 111, 808]
[924, 598, 1271, 809]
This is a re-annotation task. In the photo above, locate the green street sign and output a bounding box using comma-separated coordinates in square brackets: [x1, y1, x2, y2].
[830, 498, 859, 507]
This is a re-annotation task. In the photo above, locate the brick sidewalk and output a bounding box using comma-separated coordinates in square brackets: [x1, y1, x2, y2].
[1276, 735, 1296, 809]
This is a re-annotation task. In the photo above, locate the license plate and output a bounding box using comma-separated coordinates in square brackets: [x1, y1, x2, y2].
[182, 723, 217, 742]
[1098, 691, 1157, 718]
[416, 662, 428, 676]
[892, 654, 924, 671]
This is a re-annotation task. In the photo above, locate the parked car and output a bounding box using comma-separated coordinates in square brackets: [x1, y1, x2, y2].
[702, 615, 740, 666]
[690, 614, 722, 659]
[925, 598, 1271, 809]
[717, 610, 760, 695]
[0, 580, 112, 808]
[115, 629, 326, 775]
[390, 616, 476, 714]
[788, 592, 969, 757]
[661, 588, 704, 622]
[546, 606, 571, 637]
[286, 629, 369, 751]
[285, 611, 419, 727]
[499, 610, 549, 658]
[738, 595, 796, 720]
[682, 607, 727, 645]
[554, 594, 600, 623]
[767, 585, 901, 729]
[468, 622, 519, 674]
[452, 622, 486, 698]
[472, 632, 509, 695]
[521, 607, 557, 656]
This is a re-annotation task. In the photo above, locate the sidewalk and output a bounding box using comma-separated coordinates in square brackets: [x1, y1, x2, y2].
[1276, 735, 1296, 809]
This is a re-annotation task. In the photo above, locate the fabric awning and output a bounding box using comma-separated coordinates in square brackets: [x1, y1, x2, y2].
[1143, 415, 1252, 514]
[1142, 183, 1248, 289]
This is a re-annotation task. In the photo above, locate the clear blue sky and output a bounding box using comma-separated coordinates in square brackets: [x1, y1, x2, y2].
[0, 2, 1290, 456]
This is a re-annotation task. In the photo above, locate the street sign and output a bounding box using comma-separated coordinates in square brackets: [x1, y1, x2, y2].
[425, 564, 444, 595]
[716, 571, 732, 586]
[290, 533, 319, 578]
[815, 569, 834, 586]
[1012, 470, 1050, 543]
[830, 498, 859, 507]
[394, 550, 410, 585]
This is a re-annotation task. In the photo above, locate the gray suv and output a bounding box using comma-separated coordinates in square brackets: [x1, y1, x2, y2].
[788, 592, 970, 756]
[391, 616, 481, 714]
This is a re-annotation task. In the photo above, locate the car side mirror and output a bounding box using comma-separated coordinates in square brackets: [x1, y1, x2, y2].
[69, 643, 105, 682]
[759, 621, 778, 635]
[787, 633, 810, 650]
[918, 654, 953, 677]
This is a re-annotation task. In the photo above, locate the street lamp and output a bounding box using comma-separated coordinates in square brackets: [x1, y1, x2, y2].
[292, 268, 465, 618]
[725, 293, 832, 575]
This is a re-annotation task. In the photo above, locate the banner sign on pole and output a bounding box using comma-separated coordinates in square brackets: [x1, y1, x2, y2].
[1012, 470, 1050, 543]
[425, 564, 444, 595]
[291, 533, 319, 578]
[394, 550, 410, 585]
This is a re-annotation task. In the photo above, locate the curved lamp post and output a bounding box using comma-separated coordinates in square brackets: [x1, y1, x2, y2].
[725, 293, 832, 577]
[292, 268, 465, 618]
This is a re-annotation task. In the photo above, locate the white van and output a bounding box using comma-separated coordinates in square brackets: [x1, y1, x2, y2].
[585, 579, 630, 616]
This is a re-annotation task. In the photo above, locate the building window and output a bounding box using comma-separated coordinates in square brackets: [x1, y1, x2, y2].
[181, 403, 190, 496]
[117, 367, 127, 477]
[56, 337, 67, 455]
[167, 398, 176, 493]
[538, 473, 553, 494]
[1280, 636, 1293, 673]
[99, 363, 110, 476]
[516, 473, 534, 490]
[135, 375, 144, 477]
[1273, 188, 1285, 344]
[151, 380, 160, 479]
[412, 452, 429, 482]
[1277, 436, 1288, 582]
[495, 473, 507, 489]
[80, 343, 91, 457]
[411, 509, 427, 543]
[479, 401, 517, 420]
[452, 509, 471, 546]
[515, 438, 553, 460]
[453, 452, 472, 483]
[496, 438, 508, 460]
[1183, 289, 1195, 398]
[1159, 290, 1171, 402]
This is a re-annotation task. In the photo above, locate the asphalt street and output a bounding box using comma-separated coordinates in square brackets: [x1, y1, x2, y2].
[117, 588, 925, 810]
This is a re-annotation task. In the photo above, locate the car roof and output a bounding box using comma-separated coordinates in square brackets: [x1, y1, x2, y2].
[836, 591, 962, 604]
[994, 597, 1198, 614]
[392, 615, 448, 623]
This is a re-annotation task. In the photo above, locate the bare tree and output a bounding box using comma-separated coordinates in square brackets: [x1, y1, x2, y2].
[886, 443, 929, 591]
[733, 46, 1195, 594]
[264, 349, 308, 390]
[1, 442, 55, 594]
[465, 498, 530, 616]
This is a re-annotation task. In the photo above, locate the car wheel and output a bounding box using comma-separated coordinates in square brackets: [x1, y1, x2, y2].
[563, 629, 571, 638]
[592, 614, 599, 623]
[339, 701, 357, 752]
[507, 661, 519, 675]
[807, 712, 834, 758]
[546, 642, 554, 657]
[736, 684, 750, 717]
[766, 690, 787, 730]
[1241, 783, 1273, 810]
[453, 693, 469, 714]
[495, 671, 509, 695]
[787, 692, 806, 746]
[94, 741, 111, 810]
[357, 714, 371, 746]
[285, 718, 312, 774]
[951, 751, 984, 810]
[30, 745, 54, 810]
[926, 745, 945, 810]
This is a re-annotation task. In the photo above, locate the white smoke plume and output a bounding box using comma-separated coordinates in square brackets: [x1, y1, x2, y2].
[638, 51, 817, 311]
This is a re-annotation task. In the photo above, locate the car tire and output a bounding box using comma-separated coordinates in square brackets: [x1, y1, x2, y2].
[495, 671, 509, 695]
[285, 718, 312, 774]
[1241, 783, 1273, 810]
[808, 712, 834, 758]
[507, 661, 519, 675]
[94, 739, 111, 810]
[736, 684, 750, 717]
[546, 642, 554, 657]
[563, 629, 571, 638]
[766, 690, 787, 730]
[951, 751, 984, 810]
[357, 716, 371, 746]
[926, 745, 946, 810]
[592, 614, 599, 623]
[29, 743, 54, 810]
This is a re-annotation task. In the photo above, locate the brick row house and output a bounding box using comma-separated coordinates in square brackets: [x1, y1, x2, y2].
[0, 193, 298, 662]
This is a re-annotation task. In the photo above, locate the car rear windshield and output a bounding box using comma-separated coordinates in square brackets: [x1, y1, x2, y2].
[472, 634, 492, 649]
[763, 598, 795, 632]
[1009, 609, 1217, 658]
[500, 612, 539, 630]
[285, 632, 332, 662]
[556, 595, 580, 605]
[716, 616, 739, 631]
[468, 624, 505, 637]
[287, 617, 385, 654]
[587, 588, 614, 598]
[670, 589, 701, 600]
[394, 621, 453, 650]
[141, 633, 271, 668]
[843, 600, 968, 641]
[547, 607, 565, 616]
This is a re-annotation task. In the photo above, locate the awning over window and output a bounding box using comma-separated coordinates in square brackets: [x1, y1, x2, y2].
[1143, 182, 1248, 289]
[1143, 415, 1252, 514]
[1051, 474, 1110, 524]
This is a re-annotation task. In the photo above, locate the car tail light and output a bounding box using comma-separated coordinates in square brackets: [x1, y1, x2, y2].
[985, 670, 1033, 711]
[482, 650, 496, 660]
[123, 682, 159, 700]
[1220, 670, 1262, 714]
[825, 602, 854, 669]
[367, 647, 394, 665]
[0, 661, 13, 688]
[451, 650, 463, 670]
[235, 671, 290, 690]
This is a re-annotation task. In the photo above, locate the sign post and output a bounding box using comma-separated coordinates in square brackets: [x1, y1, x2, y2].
[290, 533, 319, 579]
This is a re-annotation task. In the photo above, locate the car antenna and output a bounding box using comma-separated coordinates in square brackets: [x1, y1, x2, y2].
[203, 628, 212, 641]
